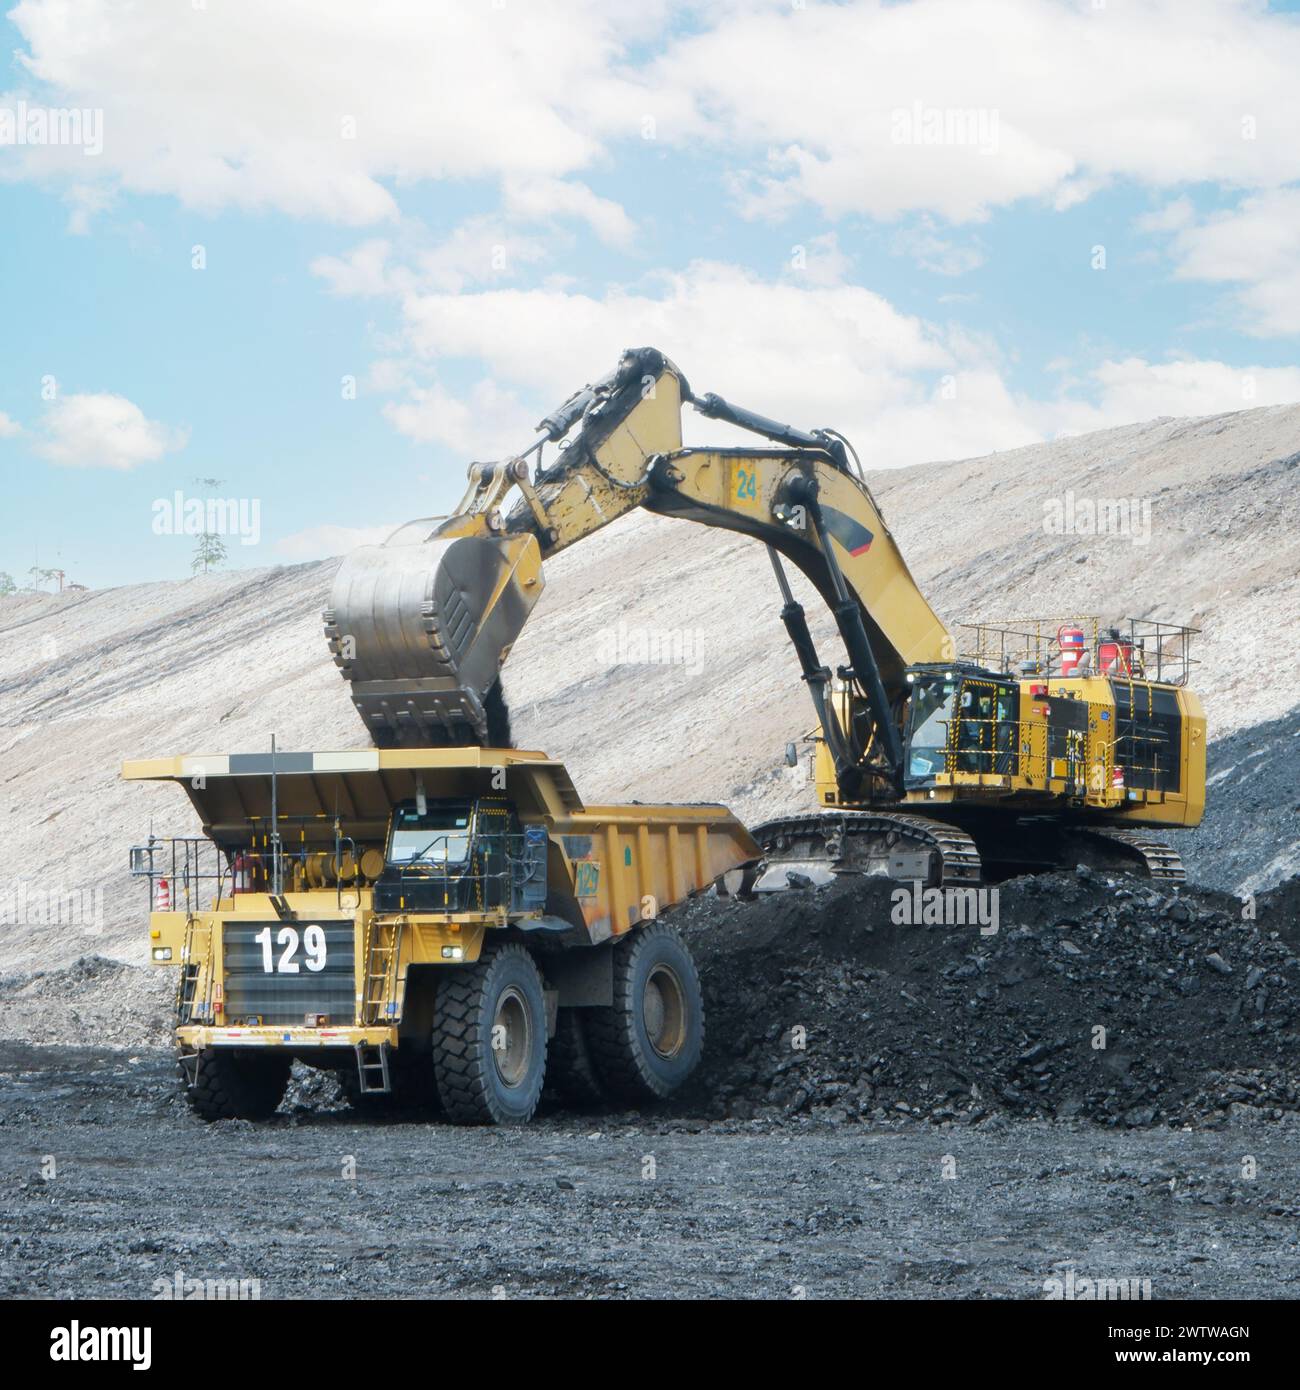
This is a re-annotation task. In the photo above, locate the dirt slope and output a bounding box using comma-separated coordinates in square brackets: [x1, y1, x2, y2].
[1, 401, 1298, 979]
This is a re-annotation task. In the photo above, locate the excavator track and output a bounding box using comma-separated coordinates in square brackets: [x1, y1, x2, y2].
[751, 810, 982, 889]
[1080, 827, 1187, 884]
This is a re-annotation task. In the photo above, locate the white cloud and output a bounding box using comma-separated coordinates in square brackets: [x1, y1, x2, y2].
[382, 378, 538, 458]
[398, 261, 953, 442]
[893, 219, 985, 276]
[502, 177, 635, 248]
[650, 0, 1300, 223]
[276, 522, 402, 561]
[1147, 189, 1300, 337]
[786, 232, 853, 287]
[377, 260, 1048, 467]
[5, 0, 660, 224]
[33, 393, 186, 470]
[0, 412, 23, 438]
[313, 219, 553, 300]
[1044, 357, 1300, 434]
[8, 0, 1300, 230]
[358, 260, 1300, 468]
[310, 238, 395, 297]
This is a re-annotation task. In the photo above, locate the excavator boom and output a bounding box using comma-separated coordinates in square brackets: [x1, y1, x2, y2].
[326, 347, 951, 784]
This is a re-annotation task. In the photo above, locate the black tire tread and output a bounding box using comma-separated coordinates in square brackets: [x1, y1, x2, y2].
[585, 923, 703, 1102]
[432, 943, 544, 1125]
[181, 1048, 290, 1121]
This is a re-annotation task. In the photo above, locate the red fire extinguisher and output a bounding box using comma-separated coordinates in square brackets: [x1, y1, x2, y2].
[233, 853, 252, 895]
[1057, 624, 1086, 676]
[1099, 636, 1135, 676]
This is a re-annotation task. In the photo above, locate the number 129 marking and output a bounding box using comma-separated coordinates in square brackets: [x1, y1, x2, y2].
[254, 925, 327, 974]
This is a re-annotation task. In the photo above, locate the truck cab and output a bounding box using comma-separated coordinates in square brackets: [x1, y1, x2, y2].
[373, 797, 547, 914]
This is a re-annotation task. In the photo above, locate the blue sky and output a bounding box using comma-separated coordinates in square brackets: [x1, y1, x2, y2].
[2, 0, 1299, 589]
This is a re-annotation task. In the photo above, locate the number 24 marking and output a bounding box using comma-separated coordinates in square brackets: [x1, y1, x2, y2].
[254, 924, 327, 974]
[735, 467, 758, 500]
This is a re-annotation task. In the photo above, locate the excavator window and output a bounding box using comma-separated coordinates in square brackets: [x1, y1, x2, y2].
[906, 678, 958, 782]
[955, 680, 1019, 776]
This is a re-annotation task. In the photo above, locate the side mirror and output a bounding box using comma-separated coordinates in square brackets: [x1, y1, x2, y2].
[784, 742, 798, 767]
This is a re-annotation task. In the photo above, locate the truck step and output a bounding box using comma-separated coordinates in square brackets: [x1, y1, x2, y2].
[354, 1041, 392, 1095]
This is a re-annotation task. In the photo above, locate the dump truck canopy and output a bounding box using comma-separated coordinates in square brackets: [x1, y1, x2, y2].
[122, 747, 586, 848]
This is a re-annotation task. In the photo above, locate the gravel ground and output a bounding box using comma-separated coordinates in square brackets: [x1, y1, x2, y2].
[2, 1045, 1299, 1300]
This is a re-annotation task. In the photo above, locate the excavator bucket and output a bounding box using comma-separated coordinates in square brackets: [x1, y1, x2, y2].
[324, 520, 544, 746]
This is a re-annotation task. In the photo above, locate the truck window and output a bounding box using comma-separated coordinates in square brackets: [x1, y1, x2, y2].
[388, 805, 472, 866]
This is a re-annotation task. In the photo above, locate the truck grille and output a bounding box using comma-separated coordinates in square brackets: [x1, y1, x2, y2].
[222, 922, 356, 1027]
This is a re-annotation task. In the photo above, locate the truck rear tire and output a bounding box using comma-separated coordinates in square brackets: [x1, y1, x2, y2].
[587, 923, 704, 1102]
[432, 944, 547, 1125]
[182, 1047, 291, 1121]
[546, 1007, 606, 1107]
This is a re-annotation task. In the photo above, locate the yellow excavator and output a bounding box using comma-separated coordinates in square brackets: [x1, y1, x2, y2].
[325, 347, 1205, 888]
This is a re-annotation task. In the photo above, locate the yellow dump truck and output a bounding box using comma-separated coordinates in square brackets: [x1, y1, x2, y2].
[125, 747, 757, 1125]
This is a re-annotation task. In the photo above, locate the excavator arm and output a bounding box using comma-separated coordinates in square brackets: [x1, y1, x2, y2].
[325, 348, 952, 797]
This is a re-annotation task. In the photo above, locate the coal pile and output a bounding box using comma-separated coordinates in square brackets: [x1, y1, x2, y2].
[673, 871, 1300, 1128]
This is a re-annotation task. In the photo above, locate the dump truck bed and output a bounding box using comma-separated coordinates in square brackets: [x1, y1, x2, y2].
[122, 746, 758, 947]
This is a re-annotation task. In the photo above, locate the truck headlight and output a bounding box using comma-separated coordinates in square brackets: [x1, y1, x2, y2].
[441, 945, 464, 960]
[151, 946, 173, 961]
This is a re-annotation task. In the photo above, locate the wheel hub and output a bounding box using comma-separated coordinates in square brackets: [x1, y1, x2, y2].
[493, 985, 531, 1087]
[643, 964, 687, 1059]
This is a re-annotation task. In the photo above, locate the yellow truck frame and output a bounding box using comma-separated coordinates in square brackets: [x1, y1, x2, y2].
[125, 747, 757, 1125]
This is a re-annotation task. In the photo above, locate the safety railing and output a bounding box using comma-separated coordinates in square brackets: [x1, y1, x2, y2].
[958, 616, 1198, 687]
[129, 836, 230, 915]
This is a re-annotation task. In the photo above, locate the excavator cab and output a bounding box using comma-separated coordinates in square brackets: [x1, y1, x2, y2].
[903, 668, 1019, 788]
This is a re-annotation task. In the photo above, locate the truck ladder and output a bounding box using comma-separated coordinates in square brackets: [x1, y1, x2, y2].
[361, 918, 404, 1025]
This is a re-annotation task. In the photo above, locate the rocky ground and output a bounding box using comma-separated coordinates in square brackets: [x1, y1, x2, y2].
[2, 1045, 1298, 1300]
[2, 867, 1299, 1299]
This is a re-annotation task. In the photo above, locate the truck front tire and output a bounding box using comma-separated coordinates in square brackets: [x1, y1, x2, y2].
[587, 923, 704, 1102]
[432, 944, 548, 1125]
[181, 1047, 291, 1121]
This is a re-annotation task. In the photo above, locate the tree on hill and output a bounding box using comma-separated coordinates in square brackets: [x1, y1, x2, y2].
[192, 530, 227, 575]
